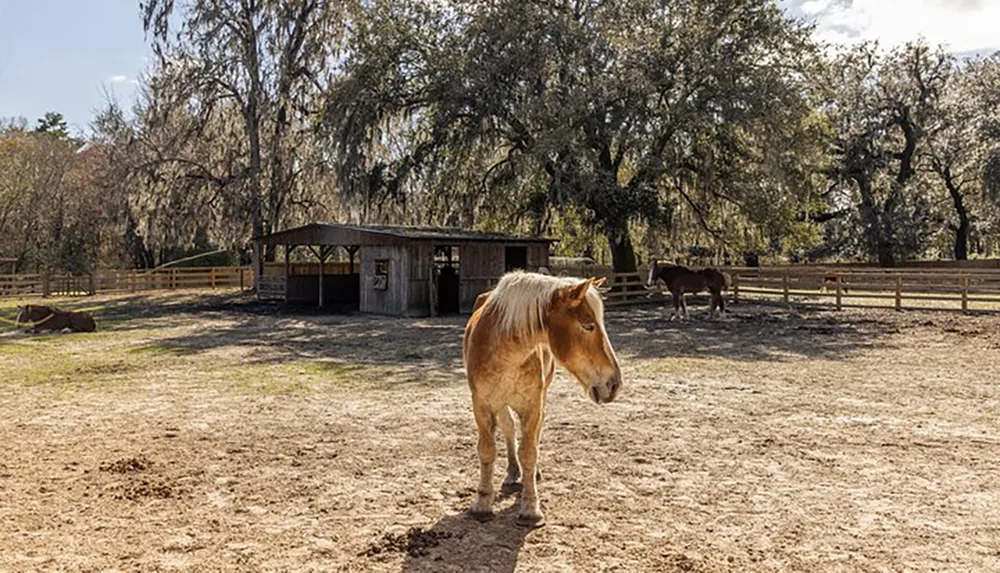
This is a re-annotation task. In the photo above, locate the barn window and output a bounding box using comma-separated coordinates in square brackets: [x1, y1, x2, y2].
[373, 259, 389, 290]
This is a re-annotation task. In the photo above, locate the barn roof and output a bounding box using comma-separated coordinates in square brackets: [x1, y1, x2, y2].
[254, 222, 555, 247]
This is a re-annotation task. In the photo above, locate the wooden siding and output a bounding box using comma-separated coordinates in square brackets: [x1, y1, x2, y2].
[459, 244, 504, 313]
[359, 245, 409, 315]
[528, 244, 549, 269]
[407, 244, 435, 316]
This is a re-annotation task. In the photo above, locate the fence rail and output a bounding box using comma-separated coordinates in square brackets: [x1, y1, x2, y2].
[548, 264, 1000, 313]
[0, 267, 254, 299]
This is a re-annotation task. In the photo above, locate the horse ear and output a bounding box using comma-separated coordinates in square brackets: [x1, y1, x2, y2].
[561, 280, 591, 301]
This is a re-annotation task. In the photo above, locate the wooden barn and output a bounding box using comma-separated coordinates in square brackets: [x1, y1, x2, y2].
[251, 223, 554, 316]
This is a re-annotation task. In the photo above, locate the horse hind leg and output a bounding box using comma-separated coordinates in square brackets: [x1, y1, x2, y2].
[469, 401, 498, 521]
[670, 289, 681, 321]
[498, 407, 522, 495]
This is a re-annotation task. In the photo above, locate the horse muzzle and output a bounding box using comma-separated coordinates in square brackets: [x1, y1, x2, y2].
[589, 372, 621, 404]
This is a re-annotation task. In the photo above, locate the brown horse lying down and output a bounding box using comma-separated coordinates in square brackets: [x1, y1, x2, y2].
[15, 304, 97, 333]
[647, 260, 730, 320]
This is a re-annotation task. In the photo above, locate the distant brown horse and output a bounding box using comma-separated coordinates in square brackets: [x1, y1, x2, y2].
[646, 260, 730, 320]
[821, 274, 848, 293]
[15, 304, 97, 333]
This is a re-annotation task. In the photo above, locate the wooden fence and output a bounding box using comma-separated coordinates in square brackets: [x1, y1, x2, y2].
[550, 264, 1000, 312]
[0, 267, 254, 298]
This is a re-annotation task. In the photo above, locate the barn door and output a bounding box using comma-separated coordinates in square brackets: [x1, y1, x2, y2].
[434, 246, 460, 314]
[504, 246, 528, 272]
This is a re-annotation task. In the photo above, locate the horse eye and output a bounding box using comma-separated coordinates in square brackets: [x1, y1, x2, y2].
[581, 323, 596, 332]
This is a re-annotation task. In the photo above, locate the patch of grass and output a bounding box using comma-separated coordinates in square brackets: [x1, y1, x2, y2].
[2, 354, 133, 388]
[223, 360, 375, 396]
[128, 343, 197, 356]
[290, 361, 363, 378]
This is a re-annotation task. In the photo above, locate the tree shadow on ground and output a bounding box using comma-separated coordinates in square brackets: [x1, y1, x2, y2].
[21, 292, 899, 367]
[392, 505, 531, 573]
[606, 299, 898, 362]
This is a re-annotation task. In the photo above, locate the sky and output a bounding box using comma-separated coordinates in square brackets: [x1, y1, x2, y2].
[1, 0, 1000, 136]
[0, 0, 151, 136]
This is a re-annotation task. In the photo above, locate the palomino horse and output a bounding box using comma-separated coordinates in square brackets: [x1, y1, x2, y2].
[464, 271, 622, 527]
[646, 260, 730, 320]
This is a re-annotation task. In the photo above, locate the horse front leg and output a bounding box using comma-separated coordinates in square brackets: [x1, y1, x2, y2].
[469, 401, 497, 521]
[670, 290, 681, 321]
[515, 399, 546, 527]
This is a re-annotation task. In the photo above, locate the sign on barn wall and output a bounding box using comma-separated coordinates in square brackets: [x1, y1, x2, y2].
[259, 275, 287, 299]
[373, 259, 389, 291]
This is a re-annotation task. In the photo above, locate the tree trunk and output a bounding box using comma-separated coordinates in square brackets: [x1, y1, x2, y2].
[607, 224, 638, 273]
[854, 175, 893, 266]
[943, 171, 970, 260]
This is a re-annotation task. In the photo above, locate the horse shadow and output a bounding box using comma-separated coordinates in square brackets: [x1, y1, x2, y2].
[399, 505, 531, 573]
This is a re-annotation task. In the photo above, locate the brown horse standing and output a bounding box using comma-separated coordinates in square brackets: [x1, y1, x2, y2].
[463, 271, 622, 527]
[646, 260, 730, 320]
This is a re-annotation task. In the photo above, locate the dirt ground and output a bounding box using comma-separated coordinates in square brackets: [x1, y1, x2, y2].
[1, 292, 999, 572]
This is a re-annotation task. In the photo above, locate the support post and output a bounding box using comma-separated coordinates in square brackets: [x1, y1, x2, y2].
[318, 245, 328, 309]
[732, 273, 740, 304]
[88, 273, 95, 295]
[211, 267, 218, 289]
[42, 273, 51, 298]
[252, 239, 263, 298]
[782, 274, 790, 305]
[346, 245, 359, 274]
[961, 275, 969, 312]
[895, 276, 902, 311]
[835, 274, 843, 311]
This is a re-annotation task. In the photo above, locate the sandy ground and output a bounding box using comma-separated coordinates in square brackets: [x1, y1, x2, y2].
[1, 291, 999, 572]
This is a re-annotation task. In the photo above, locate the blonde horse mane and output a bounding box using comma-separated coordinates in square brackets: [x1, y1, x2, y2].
[484, 271, 604, 338]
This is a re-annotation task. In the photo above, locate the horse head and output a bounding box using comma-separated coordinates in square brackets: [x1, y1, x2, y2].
[646, 259, 660, 288]
[547, 277, 622, 404]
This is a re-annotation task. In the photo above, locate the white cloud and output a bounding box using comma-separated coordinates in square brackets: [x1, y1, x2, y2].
[790, 0, 1000, 53]
[110, 74, 129, 84]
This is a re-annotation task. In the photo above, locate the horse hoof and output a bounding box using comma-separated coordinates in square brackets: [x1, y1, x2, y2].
[515, 512, 546, 528]
[469, 508, 495, 522]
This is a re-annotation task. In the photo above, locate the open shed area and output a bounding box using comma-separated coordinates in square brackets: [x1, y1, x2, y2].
[253, 223, 553, 316]
[1, 292, 998, 572]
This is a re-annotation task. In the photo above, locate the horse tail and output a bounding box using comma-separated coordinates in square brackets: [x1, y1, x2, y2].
[722, 271, 732, 291]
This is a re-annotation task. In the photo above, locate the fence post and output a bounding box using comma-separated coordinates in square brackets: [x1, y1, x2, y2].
[732, 273, 740, 304]
[895, 276, 902, 311]
[130, 271, 137, 292]
[88, 274, 95, 295]
[171, 269, 177, 290]
[240, 268, 245, 291]
[961, 275, 969, 312]
[782, 274, 790, 305]
[835, 274, 843, 311]
[211, 267, 218, 289]
[42, 274, 51, 298]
